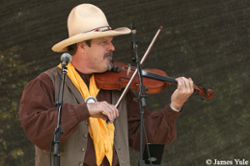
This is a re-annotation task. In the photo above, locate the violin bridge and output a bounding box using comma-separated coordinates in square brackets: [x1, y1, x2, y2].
[127, 65, 131, 75]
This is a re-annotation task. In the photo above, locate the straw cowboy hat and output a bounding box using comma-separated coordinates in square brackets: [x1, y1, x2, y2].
[52, 4, 130, 52]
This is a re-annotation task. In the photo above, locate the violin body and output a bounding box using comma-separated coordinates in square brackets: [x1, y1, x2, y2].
[95, 61, 170, 94]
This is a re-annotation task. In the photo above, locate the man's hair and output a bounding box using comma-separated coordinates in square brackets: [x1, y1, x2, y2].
[67, 39, 92, 55]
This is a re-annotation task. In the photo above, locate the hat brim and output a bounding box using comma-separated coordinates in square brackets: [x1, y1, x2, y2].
[52, 27, 130, 52]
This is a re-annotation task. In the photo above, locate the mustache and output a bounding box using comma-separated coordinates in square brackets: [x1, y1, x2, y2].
[103, 52, 114, 71]
[103, 52, 113, 59]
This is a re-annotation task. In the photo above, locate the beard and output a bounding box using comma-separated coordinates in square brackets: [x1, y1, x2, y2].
[103, 51, 114, 71]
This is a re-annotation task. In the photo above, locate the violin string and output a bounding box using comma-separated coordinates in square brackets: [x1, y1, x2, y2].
[129, 65, 177, 84]
[115, 27, 163, 108]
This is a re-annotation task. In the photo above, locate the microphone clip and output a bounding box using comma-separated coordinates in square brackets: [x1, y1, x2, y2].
[131, 22, 138, 62]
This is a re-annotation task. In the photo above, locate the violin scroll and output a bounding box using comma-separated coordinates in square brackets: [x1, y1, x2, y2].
[194, 85, 214, 100]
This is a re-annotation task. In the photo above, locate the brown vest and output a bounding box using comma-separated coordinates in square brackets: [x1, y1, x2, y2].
[35, 67, 130, 166]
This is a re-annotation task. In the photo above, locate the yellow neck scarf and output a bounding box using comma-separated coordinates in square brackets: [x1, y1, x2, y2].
[58, 63, 114, 166]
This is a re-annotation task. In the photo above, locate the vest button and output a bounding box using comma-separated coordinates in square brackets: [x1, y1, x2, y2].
[81, 148, 85, 152]
[84, 133, 88, 138]
[78, 162, 83, 166]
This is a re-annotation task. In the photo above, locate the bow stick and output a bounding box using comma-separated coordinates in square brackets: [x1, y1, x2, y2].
[115, 26, 163, 108]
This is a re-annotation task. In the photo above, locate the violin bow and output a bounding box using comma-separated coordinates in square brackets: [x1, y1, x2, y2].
[115, 26, 163, 108]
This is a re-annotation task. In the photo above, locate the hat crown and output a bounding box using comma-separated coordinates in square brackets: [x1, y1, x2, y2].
[67, 4, 109, 37]
[52, 4, 130, 52]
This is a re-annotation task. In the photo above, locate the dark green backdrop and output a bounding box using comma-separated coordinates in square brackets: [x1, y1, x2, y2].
[0, 0, 249, 166]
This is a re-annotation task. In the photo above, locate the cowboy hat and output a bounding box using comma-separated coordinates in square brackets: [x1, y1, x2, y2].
[52, 4, 130, 52]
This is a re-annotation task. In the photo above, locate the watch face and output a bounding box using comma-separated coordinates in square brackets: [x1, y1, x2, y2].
[85, 96, 97, 103]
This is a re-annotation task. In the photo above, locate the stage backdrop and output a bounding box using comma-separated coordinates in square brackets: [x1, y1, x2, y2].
[0, 0, 249, 166]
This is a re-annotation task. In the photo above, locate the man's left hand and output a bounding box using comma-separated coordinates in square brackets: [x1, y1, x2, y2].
[170, 77, 194, 110]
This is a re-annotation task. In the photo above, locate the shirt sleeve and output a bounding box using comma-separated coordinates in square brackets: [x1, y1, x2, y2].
[127, 90, 182, 151]
[19, 73, 90, 150]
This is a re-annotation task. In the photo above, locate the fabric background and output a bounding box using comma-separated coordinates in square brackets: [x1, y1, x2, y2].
[0, 0, 249, 165]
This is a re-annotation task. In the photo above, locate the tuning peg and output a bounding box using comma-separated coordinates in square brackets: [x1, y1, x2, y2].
[60, 129, 65, 134]
[201, 96, 205, 100]
[196, 91, 199, 95]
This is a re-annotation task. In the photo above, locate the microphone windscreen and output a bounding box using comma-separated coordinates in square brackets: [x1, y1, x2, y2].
[61, 53, 72, 63]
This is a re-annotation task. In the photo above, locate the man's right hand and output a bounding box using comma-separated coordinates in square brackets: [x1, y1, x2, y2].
[86, 101, 119, 124]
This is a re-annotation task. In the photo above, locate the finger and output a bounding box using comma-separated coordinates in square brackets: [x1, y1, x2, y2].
[188, 78, 194, 92]
[103, 102, 118, 123]
[115, 107, 119, 117]
[184, 77, 192, 87]
[183, 77, 192, 93]
[106, 108, 115, 123]
[101, 103, 114, 123]
[106, 103, 116, 122]
[101, 111, 112, 123]
[181, 77, 192, 91]
[110, 104, 119, 118]
[181, 77, 188, 89]
[176, 77, 184, 90]
[178, 77, 193, 94]
[107, 103, 119, 119]
[100, 114, 108, 122]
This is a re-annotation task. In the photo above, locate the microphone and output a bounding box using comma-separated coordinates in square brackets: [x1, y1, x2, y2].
[131, 22, 137, 62]
[61, 53, 72, 68]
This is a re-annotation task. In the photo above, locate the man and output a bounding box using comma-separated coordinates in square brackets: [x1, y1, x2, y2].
[19, 4, 194, 166]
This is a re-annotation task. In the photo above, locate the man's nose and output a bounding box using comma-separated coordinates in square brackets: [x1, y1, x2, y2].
[107, 42, 115, 52]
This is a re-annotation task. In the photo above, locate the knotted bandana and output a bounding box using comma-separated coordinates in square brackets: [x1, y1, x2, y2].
[58, 63, 114, 166]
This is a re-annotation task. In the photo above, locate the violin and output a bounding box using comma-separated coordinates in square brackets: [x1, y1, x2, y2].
[95, 26, 213, 110]
[95, 61, 214, 100]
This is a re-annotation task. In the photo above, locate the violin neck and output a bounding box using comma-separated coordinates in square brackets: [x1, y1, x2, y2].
[141, 69, 201, 91]
[141, 70, 177, 84]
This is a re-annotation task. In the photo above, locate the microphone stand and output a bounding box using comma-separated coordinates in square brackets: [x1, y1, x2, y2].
[130, 22, 152, 166]
[53, 66, 67, 166]
[131, 23, 163, 166]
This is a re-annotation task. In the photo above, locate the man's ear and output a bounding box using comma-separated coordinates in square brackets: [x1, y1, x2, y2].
[78, 42, 84, 49]
[80, 43, 84, 49]
[77, 42, 85, 53]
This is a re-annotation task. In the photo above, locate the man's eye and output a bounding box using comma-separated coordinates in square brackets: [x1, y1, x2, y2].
[102, 41, 107, 44]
